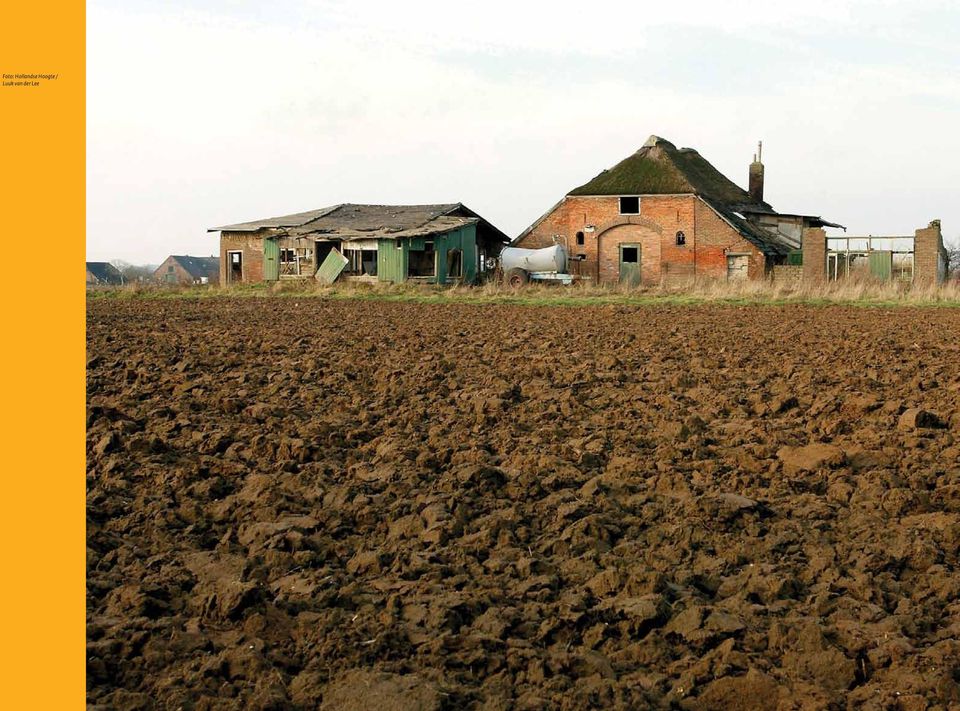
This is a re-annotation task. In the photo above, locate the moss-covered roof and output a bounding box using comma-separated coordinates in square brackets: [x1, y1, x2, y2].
[558, 136, 797, 255]
[568, 136, 770, 212]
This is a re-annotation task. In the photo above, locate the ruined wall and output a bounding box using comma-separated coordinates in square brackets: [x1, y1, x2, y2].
[515, 194, 764, 283]
[913, 220, 945, 287]
[219, 232, 265, 284]
[771, 265, 803, 286]
[801, 228, 827, 284]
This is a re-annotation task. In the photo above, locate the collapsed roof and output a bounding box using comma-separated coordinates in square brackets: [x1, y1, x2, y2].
[210, 203, 510, 244]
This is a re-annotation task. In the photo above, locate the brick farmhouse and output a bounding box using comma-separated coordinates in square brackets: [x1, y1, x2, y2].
[513, 135, 842, 285]
[153, 255, 220, 285]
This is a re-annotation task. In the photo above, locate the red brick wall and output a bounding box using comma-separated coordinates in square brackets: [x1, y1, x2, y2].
[913, 220, 945, 287]
[771, 265, 803, 285]
[802, 228, 827, 284]
[515, 194, 765, 283]
[597, 223, 662, 284]
[220, 232, 265, 284]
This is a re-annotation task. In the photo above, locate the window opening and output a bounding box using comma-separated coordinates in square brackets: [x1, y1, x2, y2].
[408, 240, 436, 278]
[447, 249, 463, 279]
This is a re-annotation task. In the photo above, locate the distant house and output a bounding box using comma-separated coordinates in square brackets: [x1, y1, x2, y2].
[154, 255, 220, 285]
[208, 203, 509, 285]
[86, 262, 125, 286]
[513, 135, 841, 285]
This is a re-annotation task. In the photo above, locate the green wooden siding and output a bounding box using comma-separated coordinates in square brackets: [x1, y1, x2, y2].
[869, 251, 893, 280]
[377, 238, 407, 283]
[263, 239, 279, 281]
[315, 248, 349, 284]
[375, 224, 479, 285]
[437, 225, 478, 284]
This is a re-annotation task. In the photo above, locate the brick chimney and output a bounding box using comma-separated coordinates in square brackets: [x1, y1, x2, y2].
[749, 140, 764, 202]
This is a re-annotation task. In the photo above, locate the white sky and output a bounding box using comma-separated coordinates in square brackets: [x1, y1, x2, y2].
[87, 0, 960, 263]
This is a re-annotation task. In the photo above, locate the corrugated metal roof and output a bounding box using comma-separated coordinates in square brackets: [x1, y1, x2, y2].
[741, 210, 846, 230]
[209, 205, 341, 232]
[210, 203, 510, 245]
[294, 204, 467, 240]
[303, 214, 478, 241]
[700, 198, 791, 257]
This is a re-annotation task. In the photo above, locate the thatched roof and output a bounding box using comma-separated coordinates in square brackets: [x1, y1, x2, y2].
[569, 135, 772, 213]
[539, 135, 838, 256]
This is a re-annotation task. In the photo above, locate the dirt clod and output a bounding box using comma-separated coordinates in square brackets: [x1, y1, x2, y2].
[777, 442, 845, 474]
[898, 408, 942, 430]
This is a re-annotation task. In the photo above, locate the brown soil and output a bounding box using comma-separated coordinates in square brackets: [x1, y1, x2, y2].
[86, 299, 960, 710]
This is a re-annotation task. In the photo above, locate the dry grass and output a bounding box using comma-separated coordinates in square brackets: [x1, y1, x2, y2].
[88, 275, 960, 307]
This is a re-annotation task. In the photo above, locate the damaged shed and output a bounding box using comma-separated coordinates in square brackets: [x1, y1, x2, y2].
[209, 203, 509, 285]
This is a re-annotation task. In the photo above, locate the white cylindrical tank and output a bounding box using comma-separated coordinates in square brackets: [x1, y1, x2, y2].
[500, 244, 567, 273]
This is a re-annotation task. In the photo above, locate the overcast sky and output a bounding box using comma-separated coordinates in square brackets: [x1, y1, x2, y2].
[87, 0, 960, 263]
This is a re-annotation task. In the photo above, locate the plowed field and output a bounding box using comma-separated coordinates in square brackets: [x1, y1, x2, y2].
[87, 298, 960, 710]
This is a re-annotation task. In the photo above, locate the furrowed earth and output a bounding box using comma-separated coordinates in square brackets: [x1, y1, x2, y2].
[86, 298, 960, 710]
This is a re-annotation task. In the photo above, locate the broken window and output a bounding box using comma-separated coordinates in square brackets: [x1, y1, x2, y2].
[315, 242, 335, 264]
[447, 249, 463, 279]
[280, 248, 295, 264]
[676, 231, 686, 246]
[408, 240, 436, 278]
[228, 251, 243, 282]
[619, 196, 640, 215]
[344, 249, 378, 276]
[576, 231, 585, 246]
[621, 246, 639, 263]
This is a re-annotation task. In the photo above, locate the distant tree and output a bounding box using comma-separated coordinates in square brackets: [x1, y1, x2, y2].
[110, 259, 157, 283]
[946, 238, 960, 282]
